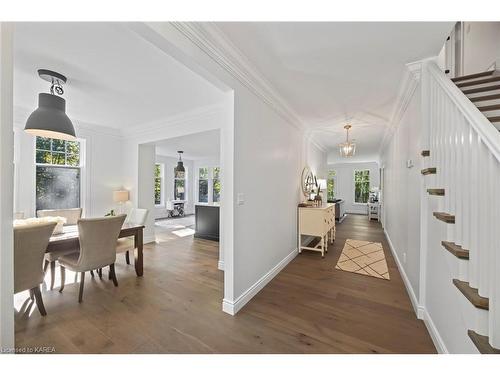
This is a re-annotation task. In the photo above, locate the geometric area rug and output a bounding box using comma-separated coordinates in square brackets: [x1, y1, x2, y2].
[335, 239, 390, 280]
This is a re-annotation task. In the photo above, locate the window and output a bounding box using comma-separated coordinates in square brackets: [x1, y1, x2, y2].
[35, 136, 81, 211]
[174, 167, 186, 201]
[327, 170, 336, 201]
[354, 170, 370, 204]
[213, 167, 221, 203]
[198, 167, 209, 203]
[154, 164, 163, 205]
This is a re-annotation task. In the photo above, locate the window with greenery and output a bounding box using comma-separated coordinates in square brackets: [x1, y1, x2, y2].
[154, 164, 163, 205]
[198, 167, 209, 203]
[354, 170, 370, 204]
[35, 136, 81, 211]
[327, 170, 336, 201]
[213, 167, 221, 203]
[174, 168, 186, 201]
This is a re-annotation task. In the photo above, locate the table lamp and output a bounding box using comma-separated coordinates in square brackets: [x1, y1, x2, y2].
[113, 190, 129, 214]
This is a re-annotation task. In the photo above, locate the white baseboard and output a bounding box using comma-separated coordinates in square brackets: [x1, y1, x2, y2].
[384, 229, 421, 317]
[218, 260, 224, 271]
[222, 247, 298, 316]
[384, 229, 448, 353]
[422, 308, 449, 354]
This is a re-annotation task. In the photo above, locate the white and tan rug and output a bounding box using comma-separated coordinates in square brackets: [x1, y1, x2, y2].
[335, 239, 390, 280]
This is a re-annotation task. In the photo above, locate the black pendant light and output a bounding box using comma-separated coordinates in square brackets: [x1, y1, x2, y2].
[175, 151, 185, 173]
[24, 69, 76, 141]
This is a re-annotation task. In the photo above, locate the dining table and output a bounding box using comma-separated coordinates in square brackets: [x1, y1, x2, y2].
[46, 222, 145, 276]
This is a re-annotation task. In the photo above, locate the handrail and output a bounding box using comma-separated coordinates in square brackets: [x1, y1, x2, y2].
[427, 61, 500, 164]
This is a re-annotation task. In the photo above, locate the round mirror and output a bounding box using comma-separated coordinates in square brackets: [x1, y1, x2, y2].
[301, 166, 314, 198]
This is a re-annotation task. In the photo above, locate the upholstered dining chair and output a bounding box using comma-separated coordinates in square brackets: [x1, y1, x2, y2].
[116, 208, 148, 265]
[14, 222, 57, 316]
[58, 215, 126, 303]
[38, 208, 83, 290]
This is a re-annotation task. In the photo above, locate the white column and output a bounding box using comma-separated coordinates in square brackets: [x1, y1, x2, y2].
[0, 22, 14, 351]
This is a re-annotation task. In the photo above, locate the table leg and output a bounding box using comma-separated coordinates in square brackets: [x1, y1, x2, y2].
[134, 228, 144, 276]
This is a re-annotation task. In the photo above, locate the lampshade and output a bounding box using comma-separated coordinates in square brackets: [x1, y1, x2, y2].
[339, 124, 356, 157]
[25, 93, 76, 141]
[113, 190, 129, 203]
[175, 151, 185, 173]
[317, 179, 327, 190]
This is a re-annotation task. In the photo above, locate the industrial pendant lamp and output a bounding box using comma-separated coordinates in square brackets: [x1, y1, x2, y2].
[24, 69, 76, 140]
[339, 124, 356, 157]
[175, 151, 185, 174]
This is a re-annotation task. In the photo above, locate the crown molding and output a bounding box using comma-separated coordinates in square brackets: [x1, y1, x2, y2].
[171, 22, 305, 132]
[378, 57, 429, 154]
[121, 101, 226, 140]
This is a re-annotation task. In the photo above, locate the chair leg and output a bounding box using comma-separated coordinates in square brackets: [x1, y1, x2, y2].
[109, 264, 118, 287]
[49, 261, 56, 290]
[90, 269, 95, 277]
[29, 288, 35, 300]
[43, 259, 49, 273]
[98, 268, 102, 279]
[32, 286, 47, 316]
[125, 251, 130, 265]
[78, 272, 85, 303]
[59, 266, 66, 292]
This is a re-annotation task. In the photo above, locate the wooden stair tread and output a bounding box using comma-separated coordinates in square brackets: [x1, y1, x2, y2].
[487, 116, 500, 123]
[470, 93, 500, 102]
[421, 150, 430, 157]
[441, 241, 469, 259]
[462, 84, 500, 94]
[456, 76, 500, 88]
[468, 330, 500, 354]
[452, 71, 494, 82]
[427, 188, 445, 196]
[433, 212, 455, 223]
[453, 279, 489, 310]
[477, 103, 500, 112]
[421, 167, 436, 175]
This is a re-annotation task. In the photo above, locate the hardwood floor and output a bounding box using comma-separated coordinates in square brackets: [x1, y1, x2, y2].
[14, 214, 436, 353]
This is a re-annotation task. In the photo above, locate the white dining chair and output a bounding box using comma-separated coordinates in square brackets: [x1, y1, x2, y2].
[117, 208, 149, 265]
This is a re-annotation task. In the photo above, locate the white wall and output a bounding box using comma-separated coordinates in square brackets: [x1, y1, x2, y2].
[307, 141, 327, 179]
[380, 85, 422, 297]
[154, 154, 195, 219]
[0, 22, 14, 351]
[326, 161, 379, 214]
[12, 120, 124, 219]
[462, 22, 500, 74]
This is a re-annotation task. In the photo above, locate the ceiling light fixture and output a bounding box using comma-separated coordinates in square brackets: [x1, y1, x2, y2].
[175, 151, 185, 174]
[24, 69, 76, 140]
[339, 124, 356, 157]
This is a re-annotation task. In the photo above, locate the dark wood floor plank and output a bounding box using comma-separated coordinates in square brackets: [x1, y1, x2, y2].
[15, 214, 435, 353]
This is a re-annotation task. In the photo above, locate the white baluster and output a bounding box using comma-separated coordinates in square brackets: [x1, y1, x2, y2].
[469, 131, 479, 289]
[490, 165, 500, 348]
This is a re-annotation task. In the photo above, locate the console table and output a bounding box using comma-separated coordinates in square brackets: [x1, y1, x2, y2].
[298, 203, 335, 258]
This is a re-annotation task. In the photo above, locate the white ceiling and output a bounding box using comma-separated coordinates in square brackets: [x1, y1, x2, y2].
[13, 22, 226, 129]
[154, 129, 220, 161]
[216, 22, 454, 162]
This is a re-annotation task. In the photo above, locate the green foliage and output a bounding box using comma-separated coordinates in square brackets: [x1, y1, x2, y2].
[354, 170, 370, 203]
[154, 164, 162, 205]
[327, 170, 336, 201]
[35, 137, 80, 167]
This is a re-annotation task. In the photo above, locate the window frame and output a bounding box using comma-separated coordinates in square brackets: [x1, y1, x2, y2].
[353, 169, 370, 205]
[327, 170, 336, 202]
[198, 167, 209, 203]
[34, 136, 84, 212]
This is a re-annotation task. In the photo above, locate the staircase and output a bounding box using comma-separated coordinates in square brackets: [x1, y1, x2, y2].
[421, 62, 500, 353]
[453, 70, 500, 129]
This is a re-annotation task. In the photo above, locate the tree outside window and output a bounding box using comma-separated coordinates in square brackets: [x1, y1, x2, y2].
[327, 170, 336, 201]
[154, 164, 163, 205]
[354, 170, 370, 203]
[35, 136, 81, 211]
[174, 168, 186, 200]
[213, 167, 221, 203]
[198, 167, 209, 203]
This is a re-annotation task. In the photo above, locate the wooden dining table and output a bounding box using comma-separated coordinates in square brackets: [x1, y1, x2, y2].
[47, 223, 145, 276]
